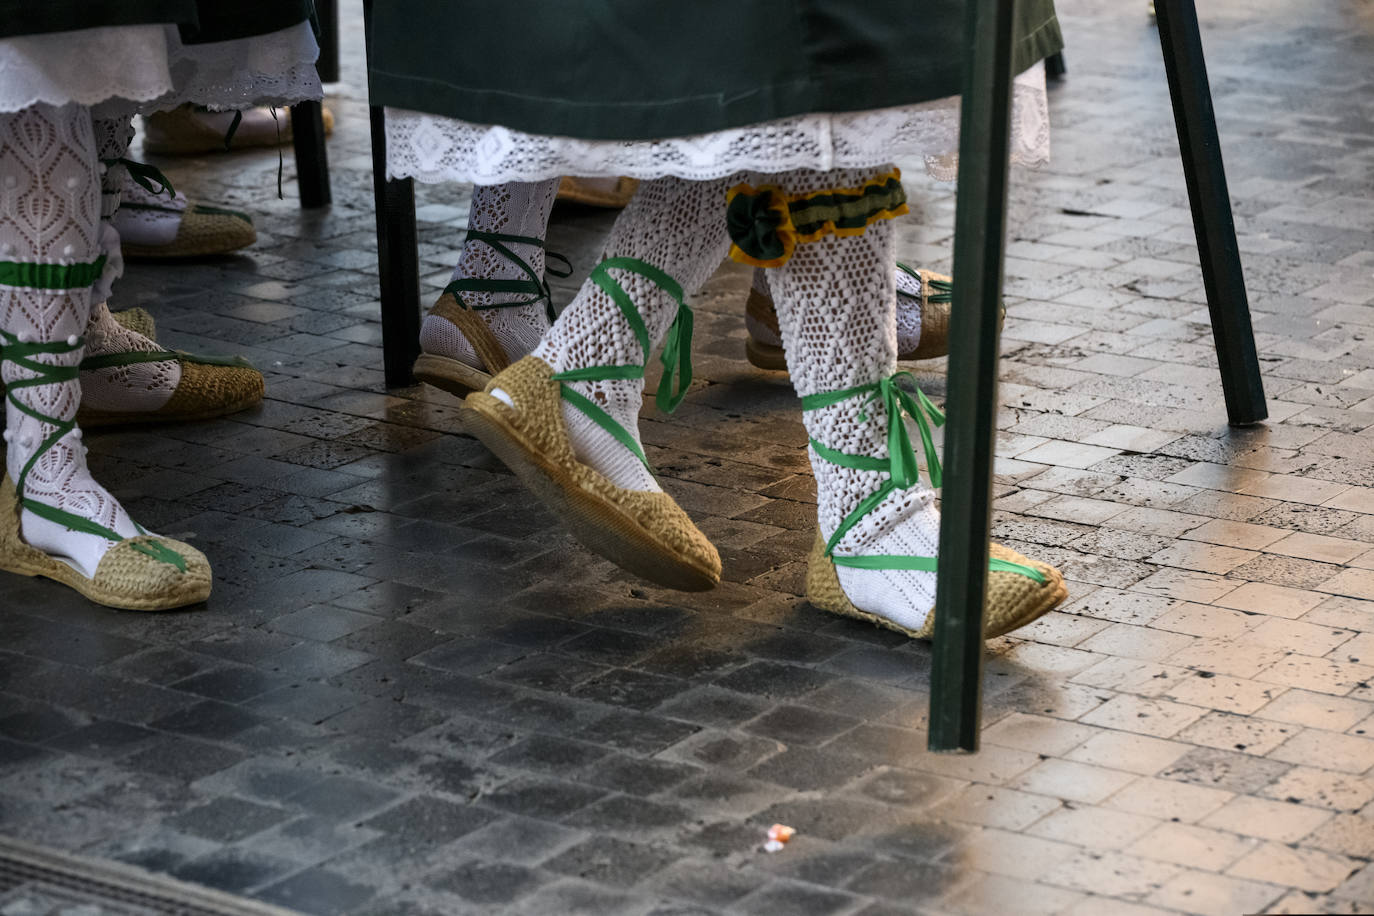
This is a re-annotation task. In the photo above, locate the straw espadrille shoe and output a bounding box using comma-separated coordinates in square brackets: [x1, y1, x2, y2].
[799, 371, 1066, 639]
[806, 533, 1067, 639]
[462, 356, 720, 591]
[142, 104, 335, 155]
[73, 303, 264, 428]
[112, 167, 255, 260]
[746, 262, 956, 371]
[0, 474, 212, 611]
[556, 177, 640, 209]
[1, 325, 211, 611]
[109, 307, 157, 340]
[413, 230, 571, 399]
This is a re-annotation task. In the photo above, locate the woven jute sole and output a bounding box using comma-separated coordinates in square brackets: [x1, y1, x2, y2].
[556, 176, 640, 209]
[460, 357, 720, 591]
[0, 475, 211, 611]
[123, 210, 256, 260]
[78, 361, 265, 428]
[806, 533, 1067, 640]
[744, 337, 789, 371]
[413, 352, 494, 400]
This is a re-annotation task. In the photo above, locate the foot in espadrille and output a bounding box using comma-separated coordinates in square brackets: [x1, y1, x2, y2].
[112, 167, 256, 260]
[746, 262, 955, 370]
[757, 167, 1065, 638]
[557, 176, 640, 209]
[73, 302, 264, 428]
[0, 103, 211, 609]
[142, 104, 335, 156]
[414, 180, 569, 399]
[462, 177, 733, 589]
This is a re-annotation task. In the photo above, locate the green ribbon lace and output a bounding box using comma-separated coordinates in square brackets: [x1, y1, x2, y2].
[897, 261, 952, 304]
[102, 158, 175, 198]
[0, 329, 186, 571]
[443, 229, 572, 324]
[0, 256, 108, 291]
[549, 256, 694, 474]
[801, 370, 1044, 584]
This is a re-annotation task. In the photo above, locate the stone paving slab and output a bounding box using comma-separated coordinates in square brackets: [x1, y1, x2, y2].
[3, 0, 1374, 914]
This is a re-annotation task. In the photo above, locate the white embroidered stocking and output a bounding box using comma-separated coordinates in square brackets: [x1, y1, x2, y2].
[82, 114, 181, 412]
[420, 179, 560, 370]
[0, 103, 141, 579]
[528, 176, 733, 492]
[752, 262, 924, 355]
[768, 167, 941, 631]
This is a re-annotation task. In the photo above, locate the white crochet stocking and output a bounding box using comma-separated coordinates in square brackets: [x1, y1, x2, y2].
[83, 114, 181, 411]
[80, 302, 179, 413]
[527, 176, 733, 492]
[90, 115, 132, 305]
[894, 264, 924, 357]
[769, 167, 941, 631]
[419, 179, 560, 370]
[0, 103, 141, 580]
[752, 263, 924, 356]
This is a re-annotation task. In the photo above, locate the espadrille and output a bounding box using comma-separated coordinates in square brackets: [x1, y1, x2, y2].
[117, 202, 256, 259]
[463, 357, 720, 591]
[746, 262, 963, 370]
[461, 256, 717, 590]
[0, 474, 211, 611]
[1, 324, 211, 610]
[800, 370, 1066, 639]
[76, 307, 263, 426]
[77, 349, 264, 428]
[109, 307, 157, 340]
[806, 533, 1067, 639]
[556, 176, 640, 209]
[142, 104, 335, 155]
[413, 230, 571, 399]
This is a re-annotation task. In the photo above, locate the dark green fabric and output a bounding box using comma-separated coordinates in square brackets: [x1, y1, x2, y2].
[0, 0, 312, 44]
[369, 0, 1062, 141]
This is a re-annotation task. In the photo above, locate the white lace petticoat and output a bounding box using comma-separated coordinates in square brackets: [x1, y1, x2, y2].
[0, 22, 321, 116]
[386, 66, 1049, 185]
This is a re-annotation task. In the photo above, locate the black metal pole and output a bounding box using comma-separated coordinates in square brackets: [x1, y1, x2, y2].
[291, 101, 332, 209]
[1155, 0, 1267, 426]
[928, 0, 1018, 753]
[363, 0, 421, 387]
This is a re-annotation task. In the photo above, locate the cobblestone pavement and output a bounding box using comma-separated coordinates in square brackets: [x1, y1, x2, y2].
[3, 1, 1374, 914]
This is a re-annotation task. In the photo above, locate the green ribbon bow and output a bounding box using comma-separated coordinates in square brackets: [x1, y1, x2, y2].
[103, 158, 175, 199]
[801, 371, 946, 557]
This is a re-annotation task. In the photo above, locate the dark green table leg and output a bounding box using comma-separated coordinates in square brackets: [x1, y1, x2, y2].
[928, 0, 1018, 753]
[1155, 0, 1267, 426]
[363, 0, 421, 387]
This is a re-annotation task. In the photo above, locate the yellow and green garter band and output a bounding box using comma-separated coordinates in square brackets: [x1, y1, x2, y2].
[725, 168, 909, 269]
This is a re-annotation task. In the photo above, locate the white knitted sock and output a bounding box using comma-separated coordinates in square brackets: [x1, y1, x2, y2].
[80, 301, 180, 412]
[752, 263, 923, 355]
[769, 167, 940, 631]
[525, 176, 733, 492]
[894, 264, 924, 357]
[420, 179, 560, 370]
[1, 103, 142, 580]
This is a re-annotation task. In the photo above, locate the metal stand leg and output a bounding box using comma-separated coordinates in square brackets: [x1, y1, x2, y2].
[1156, 0, 1267, 426]
[1045, 52, 1067, 79]
[293, 0, 336, 209]
[291, 101, 331, 209]
[928, 0, 1018, 753]
[364, 0, 421, 388]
